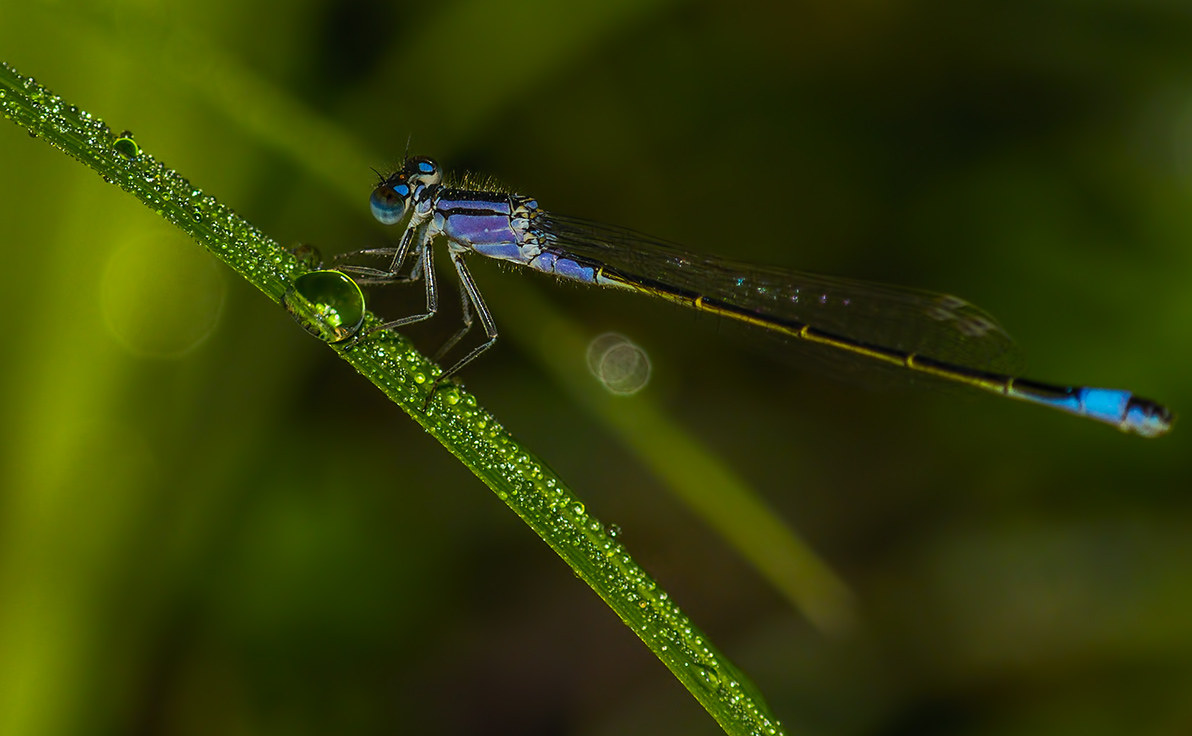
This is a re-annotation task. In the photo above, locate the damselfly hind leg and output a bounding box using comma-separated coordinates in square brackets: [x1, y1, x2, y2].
[421, 253, 499, 411]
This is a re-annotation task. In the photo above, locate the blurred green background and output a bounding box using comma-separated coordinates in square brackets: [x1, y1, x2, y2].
[2, 1, 1190, 734]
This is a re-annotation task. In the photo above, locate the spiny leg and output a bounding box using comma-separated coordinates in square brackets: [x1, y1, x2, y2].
[423, 253, 498, 408]
[433, 267, 478, 361]
[367, 242, 439, 335]
[333, 222, 424, 285]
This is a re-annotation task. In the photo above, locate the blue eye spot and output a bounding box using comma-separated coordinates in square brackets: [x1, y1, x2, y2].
[370, 185, 408, 225]
[407, 156, 442, 187]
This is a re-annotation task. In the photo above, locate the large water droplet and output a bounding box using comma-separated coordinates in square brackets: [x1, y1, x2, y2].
[113, 130, 140, 159]
[283, 270, 365, 343]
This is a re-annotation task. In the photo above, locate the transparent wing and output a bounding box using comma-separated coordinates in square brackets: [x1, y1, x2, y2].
[537, 213, 1027, 376]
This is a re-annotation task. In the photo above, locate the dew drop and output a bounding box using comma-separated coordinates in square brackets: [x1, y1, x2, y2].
[289, 243, 323, 270]
[282, 270, 365, 343]
[113, 130, 140, 159]
[691, 664, 722, 693]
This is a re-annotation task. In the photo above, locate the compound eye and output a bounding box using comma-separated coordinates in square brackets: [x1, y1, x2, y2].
[407, 156, 442, 187]
[370, 183, 409, 225]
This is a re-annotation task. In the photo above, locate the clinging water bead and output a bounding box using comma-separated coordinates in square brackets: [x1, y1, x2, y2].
[332, 156, 1172, 436]
[283, 270, 365, 344]
[112, 130, 140, 159]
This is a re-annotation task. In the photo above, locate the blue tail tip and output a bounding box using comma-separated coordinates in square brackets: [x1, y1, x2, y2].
[1124, 397, 1174, 438]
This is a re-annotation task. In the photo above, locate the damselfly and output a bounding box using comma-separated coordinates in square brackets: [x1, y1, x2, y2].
[333, 156, 1173, 437]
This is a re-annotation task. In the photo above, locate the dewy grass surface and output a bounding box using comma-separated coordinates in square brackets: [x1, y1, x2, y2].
[0, 61, 786, 736]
